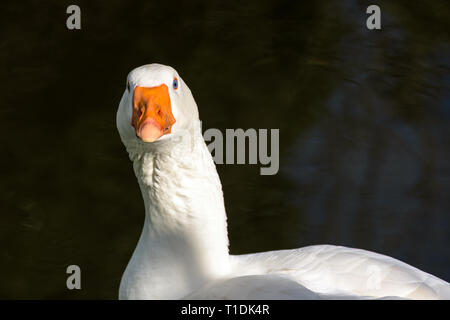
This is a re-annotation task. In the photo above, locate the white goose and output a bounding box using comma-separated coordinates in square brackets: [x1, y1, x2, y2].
[116, 64, 450, 300]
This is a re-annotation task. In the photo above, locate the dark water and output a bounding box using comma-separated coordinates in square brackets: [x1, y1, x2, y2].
[0, 1, 449, 298]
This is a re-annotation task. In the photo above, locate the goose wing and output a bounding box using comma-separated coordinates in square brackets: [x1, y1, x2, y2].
[222, 245, 450, 299]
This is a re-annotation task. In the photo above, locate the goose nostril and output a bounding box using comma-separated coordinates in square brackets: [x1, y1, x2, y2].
[138, 105, 145, 117]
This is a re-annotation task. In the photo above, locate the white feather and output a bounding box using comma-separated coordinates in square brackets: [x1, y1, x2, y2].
[116, 64, 450, 300]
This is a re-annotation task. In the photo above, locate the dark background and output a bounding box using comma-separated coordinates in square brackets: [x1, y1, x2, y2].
[0, 0, 449, 299]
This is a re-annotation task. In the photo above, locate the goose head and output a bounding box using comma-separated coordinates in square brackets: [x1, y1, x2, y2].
[116, 64, 200, 151]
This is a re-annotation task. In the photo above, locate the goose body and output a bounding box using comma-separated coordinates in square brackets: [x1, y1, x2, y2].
[116, 64, 450, 300]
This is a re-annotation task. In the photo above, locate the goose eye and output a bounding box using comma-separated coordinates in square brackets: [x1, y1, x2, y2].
[127, 81, 131, 92]
[172, 77, 178, 90]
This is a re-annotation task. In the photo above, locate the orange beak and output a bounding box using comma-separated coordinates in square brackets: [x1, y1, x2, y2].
[131, 84, 176, 142]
